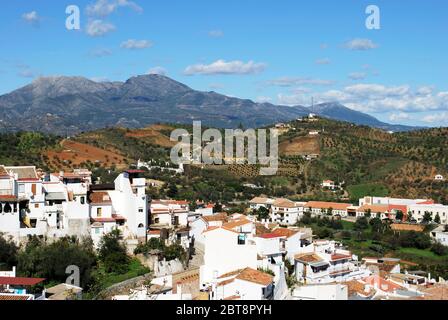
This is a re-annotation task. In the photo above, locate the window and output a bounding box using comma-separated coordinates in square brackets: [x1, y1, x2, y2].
[237, 234, 246, 245]
[97, 207, 102, 217]
[95, 228, 100, 234]
[18, 184, 25, 193]
[138, 208, 143, 213]
[4, 203, 11, 213]
[34, 204, 39, 209]
[80, 196, 85, 204]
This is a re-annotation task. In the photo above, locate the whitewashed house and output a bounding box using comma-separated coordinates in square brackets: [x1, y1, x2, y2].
[249, 197, 275, 211]
[89, 170, 148, 246]
[270, 199, 304, 225]
[199, 226, 258, 288]
[189, 212, 228, 245]
[304, 201, 352, 217]
[210, 268, 274, 300]
[150, 200, 189, 228]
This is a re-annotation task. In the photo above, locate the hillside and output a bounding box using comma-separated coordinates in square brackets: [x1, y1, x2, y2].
[0, 75, 418, 135]
[0, 119, 446, 204]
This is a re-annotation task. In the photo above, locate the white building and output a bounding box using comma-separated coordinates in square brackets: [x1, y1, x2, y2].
[408, 203, 448, 224]
[200, 227, 258, 287]
[294, 240, 369, 284]
[431, 226, 448, 246]
[305, 201, 352, 217]
[150, 200, 189, 228]
[249, 197, 275, 211]
[270, 198, 304, 225]
[210, 267, 274, 300]
[89, 170, 148, 246]
[292, 283, 348, 300]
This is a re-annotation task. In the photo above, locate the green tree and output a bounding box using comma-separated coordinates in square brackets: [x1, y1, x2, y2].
[0, 234, 18, 269]
[354, 216, 369, 231]
[434, 213, 441, 224]
[256, 207, 270, 221]
[395, 210, 404, 221]
[98, 229, 130, 274]
[422, 211, 433, 224]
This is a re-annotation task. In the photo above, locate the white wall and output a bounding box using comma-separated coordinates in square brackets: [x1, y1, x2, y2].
[200, 228, 257, 286]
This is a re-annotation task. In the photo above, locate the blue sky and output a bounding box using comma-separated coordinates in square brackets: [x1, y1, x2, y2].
[0, 0, 447, 126]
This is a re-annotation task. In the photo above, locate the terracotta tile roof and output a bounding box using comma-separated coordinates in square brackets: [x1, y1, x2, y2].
[255, 223, 272, 236]
[294, 253, 324, 263]
[416, 200, 435, 205]
[0, 166, 9, 177]
[390, 224, 425, 232]
[217, 278, 235, 287]
[148, 230, 161, 235]
[271, 227, 299, 238]
[363, 275, 403, 293]
[358, 204, 389, 213]
[0, 195, 18, 201]
[203, 226, 239, 234]
[249, 197, 272, 204]
[273, 198, 297, 208]
[236, 268, 274, 286]
[4, 166, 38, 180]
[89, 191, 112, 204]
[91, 217, 116, 223]
[346, 280, 374, 297]
[223, 295, 241, 300]
[202, 212, 228, 223]
[305, 201, 352, 210]
[417, 284, 448, 300]
[257, 233, 284, 239]
[0, 276, 45, 286]
[0, 294, 31, 301]
[222, 218, 251, 229]
[218, 269, 243, 279]
[331, 253, 352, 261]
[112, 214, 127, 221]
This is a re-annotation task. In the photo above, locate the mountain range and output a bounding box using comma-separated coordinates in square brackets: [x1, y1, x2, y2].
[0, 74, 419, 135]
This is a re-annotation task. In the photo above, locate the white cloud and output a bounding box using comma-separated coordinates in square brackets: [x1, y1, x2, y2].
[256, 96, 273, 103]
[90, 76, 110, 82]
[22, 11, 40, 25]
[208, 30, 224, 38]
[18, 69, 36, 78]
[348, 72, 367, 80]
[389, 112, 411, 122]
[184, 60, 266, 75]
[316, 58, 331, 65]
[147, 66, 167, 75]
[120, 39, 152, 49]
[422, 112, 448, 124]
[86, 0, 143, 17]
[344, 38, 378, 51]
[90, 48, 113, 57]
[267, 77, 335, 87]
[86, 20, 116, 37]
[320, 43, 328, 49]
[277, 83, 448, 114]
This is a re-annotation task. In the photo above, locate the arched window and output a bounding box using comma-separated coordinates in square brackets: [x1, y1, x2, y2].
[4, 203, 12, 213]
[138, 223, 144, 228]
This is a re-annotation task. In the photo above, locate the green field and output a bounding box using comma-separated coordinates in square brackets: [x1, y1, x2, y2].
[347, 183, 389, 201]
